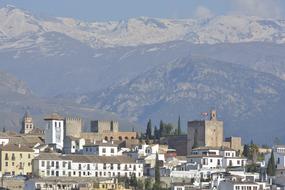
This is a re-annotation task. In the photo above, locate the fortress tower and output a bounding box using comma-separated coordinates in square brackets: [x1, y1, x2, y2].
[64, 117, 83, 138]
[187, 110, 224, 155]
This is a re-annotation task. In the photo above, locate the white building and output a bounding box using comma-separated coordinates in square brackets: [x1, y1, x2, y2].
[218, 181, 259, 190]
[63, 136, 85, 154]
[82, 141, 121, 156]
[44, 113, 65, 151]
[171, 182, 193, 190]
[32, 153, 143, 178]
[189, 147, 246, 168]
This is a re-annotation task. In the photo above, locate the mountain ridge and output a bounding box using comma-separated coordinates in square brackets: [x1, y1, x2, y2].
[1, 5, 285, 49]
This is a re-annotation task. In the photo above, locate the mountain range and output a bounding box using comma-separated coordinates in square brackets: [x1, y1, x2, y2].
[0, 5, 285, 143]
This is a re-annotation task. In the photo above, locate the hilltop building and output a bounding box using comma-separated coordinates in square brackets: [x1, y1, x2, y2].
[91, 120, 119, 133]
[20, 111, 34, 134]
[81, 120, 136, 142]
[64, 117, 83, 138]
[187, 110, 224, 155]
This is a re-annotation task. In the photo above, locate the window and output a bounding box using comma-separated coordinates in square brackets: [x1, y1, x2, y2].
[118, 164, 121, 170]
[210, 159, 212, 163]
[11, 153, 15, 161]
[229, 160, 233, 167]
[111, 164, 113, 170]
[103, 163, 106, 169]
[51, 161, 54, 167]
[12, 162, 14, 166]
[28, 162, 31, 166]
[79, 164, 82, 170]
[102, 148, 106, 153]
[5, 162, 8, 167]
[41, 161, 45, 167]
[28, 154, 31, 159]
[111, 148, 114, 153]
[20, 153, 22, 158]
[5, 153, 8, 160]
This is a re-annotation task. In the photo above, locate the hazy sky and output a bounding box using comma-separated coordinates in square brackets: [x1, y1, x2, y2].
[0, 0, 284, 21]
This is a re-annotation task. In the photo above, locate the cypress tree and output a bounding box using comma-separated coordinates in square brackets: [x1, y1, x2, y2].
[178, 115, 181, 135]
[267, 151, 276, 176]
[146, 119, 152, 139]
[243, 144, 250, 158]
[154, 126, 159, 140]
[159, 120, 164, 138]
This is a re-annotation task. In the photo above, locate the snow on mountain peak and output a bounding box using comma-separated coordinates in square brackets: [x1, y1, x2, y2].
[0, 5, 285, 48]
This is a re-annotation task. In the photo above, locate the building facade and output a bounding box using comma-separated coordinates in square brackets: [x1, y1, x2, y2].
[0, 144, 35, 176]
[44, 113, 65, 150]
[32, 153, 143, 178]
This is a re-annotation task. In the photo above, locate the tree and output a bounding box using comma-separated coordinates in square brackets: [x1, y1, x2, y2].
[164, 123, 173, 136]
[137, 179, 144, 190]
[144, 178, 152, 190]
[177, 115, 182, 135]
[154, 153, 160, 187]
[267, 151, 276, 176]
[146, 119, 152, 140]
[130, 173, 138, 187]
[159, 120, 165, 137]
[249, 141, 259, 163]
[154, 126, 160, 140]
[243, 144, 250, 158]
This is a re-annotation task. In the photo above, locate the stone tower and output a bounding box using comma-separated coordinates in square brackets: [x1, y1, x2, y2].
[187, 110, 224, 155]
[64, 117, 83, 138]
[20, 111, 34, 134]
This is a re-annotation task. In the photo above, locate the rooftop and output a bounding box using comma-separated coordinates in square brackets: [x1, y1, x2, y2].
[0, 144, 34, 152]
[35, 154, 137, 164]
[44, 113, 64, 121]
[192, 146, 235, 151]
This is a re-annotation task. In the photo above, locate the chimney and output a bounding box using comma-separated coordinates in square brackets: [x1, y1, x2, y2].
[18, 144, 21, 148]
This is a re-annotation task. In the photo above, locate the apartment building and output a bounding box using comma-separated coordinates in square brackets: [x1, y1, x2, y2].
[0, 144, 35, 176]
[32, 153, 143, 178]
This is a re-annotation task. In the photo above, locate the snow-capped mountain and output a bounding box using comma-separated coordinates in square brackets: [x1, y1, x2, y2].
[1, 5, 285, 49]
[2, 5, 285, 143]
